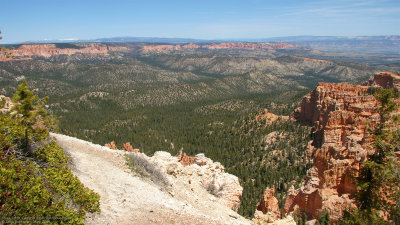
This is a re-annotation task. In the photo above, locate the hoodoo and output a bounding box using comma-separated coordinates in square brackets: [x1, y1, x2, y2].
[282, 72, 399, 221]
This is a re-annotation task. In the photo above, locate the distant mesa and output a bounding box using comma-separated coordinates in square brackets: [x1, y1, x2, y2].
[0, 42, 302, 61]
[141, 42, 301, 53]
[0, 43, 128, 61]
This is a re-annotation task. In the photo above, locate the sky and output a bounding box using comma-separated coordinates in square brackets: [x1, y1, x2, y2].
[1, 0, 400, 43]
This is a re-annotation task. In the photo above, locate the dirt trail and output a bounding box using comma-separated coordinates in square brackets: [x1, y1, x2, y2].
[51, 133, 250, 225]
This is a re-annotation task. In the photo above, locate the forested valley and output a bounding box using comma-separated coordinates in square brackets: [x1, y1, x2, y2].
[1, 43, 394, 218]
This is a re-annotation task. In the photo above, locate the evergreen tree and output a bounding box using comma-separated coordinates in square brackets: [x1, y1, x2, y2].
[1, 82, 100, 224]
[12, 80, 50, 154]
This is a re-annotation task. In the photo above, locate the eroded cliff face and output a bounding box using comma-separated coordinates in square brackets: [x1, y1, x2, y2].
[362, 71, 400, 90]
[1, 43, 127, 61]
[284, 81, 381, 221]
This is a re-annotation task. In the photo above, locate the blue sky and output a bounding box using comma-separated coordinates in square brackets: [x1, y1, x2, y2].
[1, 0, 400, 43]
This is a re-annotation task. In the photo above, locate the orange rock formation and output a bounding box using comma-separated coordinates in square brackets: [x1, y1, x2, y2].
[105, 141, 117, 150]
[284, 81, 381, 221]
[256, 109, 289, 125]
[178, 150, 195, 166]
[122, 142, 139, 153]
[256, 187, 281, 220]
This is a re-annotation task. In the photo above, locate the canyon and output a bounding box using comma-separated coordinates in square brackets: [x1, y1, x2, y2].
[1, 39, 399, 223]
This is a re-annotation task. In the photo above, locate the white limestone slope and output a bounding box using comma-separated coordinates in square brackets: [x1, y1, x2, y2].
[50, 133, 251, 225]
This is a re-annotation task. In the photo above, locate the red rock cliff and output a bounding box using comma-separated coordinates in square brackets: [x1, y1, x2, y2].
[284, 82, 381, 221]
[1, 43, 127, 61]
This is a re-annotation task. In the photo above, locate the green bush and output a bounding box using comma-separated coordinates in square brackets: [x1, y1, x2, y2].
[0, 81, 100, 224]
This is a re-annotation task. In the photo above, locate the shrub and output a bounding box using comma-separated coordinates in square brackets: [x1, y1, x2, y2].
[0, 81, 100, 224]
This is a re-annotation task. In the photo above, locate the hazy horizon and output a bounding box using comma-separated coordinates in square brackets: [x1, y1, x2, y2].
[1, 0, 400, 44]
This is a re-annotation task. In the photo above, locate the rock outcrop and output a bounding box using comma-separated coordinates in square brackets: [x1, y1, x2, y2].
[284, 82, 381, 221]
[105, 141, 140, 153]
[256, 109, 289, 125]
[0, 95, 14, 113]
[253, 215, 296, 225]
[52, 133, 250, 225]
[122, 142, 139, 153]
[105, 141, 117, 150]
[148, 151, 243, 211]
[253, 187, 281, 223]
[177, 150, 195, 166]
[256, 188, 281, 218]
[362, 71, 400, 90]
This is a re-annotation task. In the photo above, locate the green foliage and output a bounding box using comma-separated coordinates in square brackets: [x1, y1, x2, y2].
[0, 82, 100, 224]
[316, 210, 330, 225]
[293, 209, 307, 225]
[293, 209, 330, 225]
[367, 87, 380, 96]
[11, 80, 52, 155]
[55, 91, 311, 218]
[339, 209, 390, 225]
[375, 88, 397, 122]
[0, 98, 5, 108]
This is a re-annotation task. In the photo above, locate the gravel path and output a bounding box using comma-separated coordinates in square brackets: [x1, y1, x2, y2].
[51, 133, 249, 225]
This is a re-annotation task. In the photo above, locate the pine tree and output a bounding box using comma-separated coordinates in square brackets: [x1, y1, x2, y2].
[12, 80, 50, 154]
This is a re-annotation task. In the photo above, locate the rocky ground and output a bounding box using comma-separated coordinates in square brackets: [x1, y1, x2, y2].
[51, 133, 250, 225]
